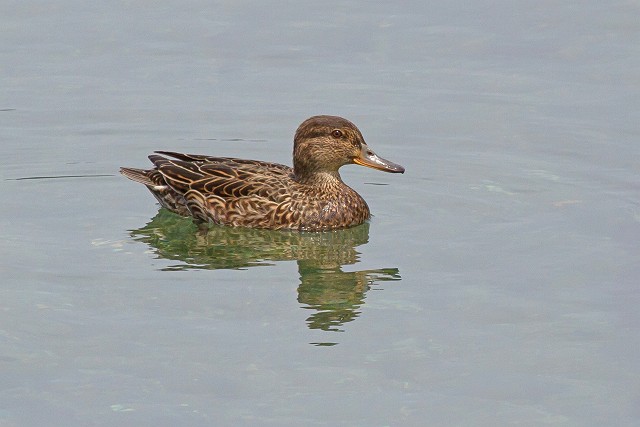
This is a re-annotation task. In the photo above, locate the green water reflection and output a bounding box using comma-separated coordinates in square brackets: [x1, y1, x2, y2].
[130, 209, 401, 332]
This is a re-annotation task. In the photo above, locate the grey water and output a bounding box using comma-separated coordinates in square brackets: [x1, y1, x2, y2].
[2, 0, 639, 425]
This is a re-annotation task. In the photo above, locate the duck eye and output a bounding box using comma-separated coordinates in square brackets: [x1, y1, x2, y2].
[331, 129, 343, 138]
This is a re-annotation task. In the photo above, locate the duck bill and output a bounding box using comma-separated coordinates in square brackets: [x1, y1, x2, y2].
[353, 145, 405, 173]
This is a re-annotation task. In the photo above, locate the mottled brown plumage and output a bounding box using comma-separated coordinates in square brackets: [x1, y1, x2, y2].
[120, 115, 404, 231]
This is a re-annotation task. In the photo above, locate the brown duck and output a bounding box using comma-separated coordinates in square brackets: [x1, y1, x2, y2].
[120, 115, 405, 231]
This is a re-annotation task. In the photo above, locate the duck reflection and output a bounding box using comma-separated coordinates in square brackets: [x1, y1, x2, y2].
[130, 209, 401, 332]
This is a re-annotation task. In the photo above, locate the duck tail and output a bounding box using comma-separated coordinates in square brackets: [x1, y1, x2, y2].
[119, 167, 155, 187]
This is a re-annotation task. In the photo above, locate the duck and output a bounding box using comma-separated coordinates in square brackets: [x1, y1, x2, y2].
[120, 115, 405, 231]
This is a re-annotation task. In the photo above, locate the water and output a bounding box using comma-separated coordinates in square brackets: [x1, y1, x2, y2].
[2, 0, 639, 425]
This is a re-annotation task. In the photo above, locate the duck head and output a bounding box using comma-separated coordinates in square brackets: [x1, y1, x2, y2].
[292, 115, 405, 178]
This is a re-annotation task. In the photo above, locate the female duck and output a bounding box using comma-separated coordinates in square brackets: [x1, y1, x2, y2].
[120, 115, 404, 231]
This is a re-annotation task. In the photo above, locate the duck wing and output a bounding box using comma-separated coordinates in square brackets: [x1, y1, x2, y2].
[150, 151, 294, 201]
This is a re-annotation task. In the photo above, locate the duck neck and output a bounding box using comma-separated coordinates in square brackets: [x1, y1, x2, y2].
[294, 170, 343, 187]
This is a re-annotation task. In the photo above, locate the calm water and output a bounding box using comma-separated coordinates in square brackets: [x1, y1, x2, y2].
[2, 0, 639, 425]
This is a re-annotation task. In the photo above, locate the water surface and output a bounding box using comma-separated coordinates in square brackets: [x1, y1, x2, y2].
[1, 0, 639, 425]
